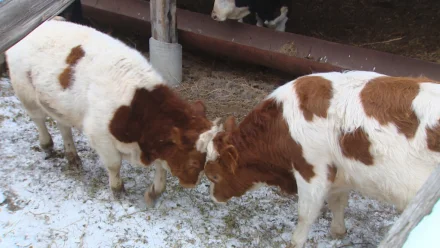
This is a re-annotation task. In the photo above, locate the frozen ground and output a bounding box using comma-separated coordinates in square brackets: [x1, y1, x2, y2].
[0, 75, 399, 248]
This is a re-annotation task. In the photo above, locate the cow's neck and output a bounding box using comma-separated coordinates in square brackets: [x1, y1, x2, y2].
[135, 85, 193, 163]
[229, 99, 298, 194]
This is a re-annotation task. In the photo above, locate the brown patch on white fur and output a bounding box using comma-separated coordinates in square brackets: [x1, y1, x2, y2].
[59, 45, 85, 89]
[109, 85, 212, 187]
[294, 76, 333, 121]
[360, 76, 427, 139]
[339, 127, 374, 165]
[426, 120, 440, 152]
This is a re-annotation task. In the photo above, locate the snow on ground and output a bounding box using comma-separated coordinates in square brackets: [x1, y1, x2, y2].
[0, 76, 399, 248]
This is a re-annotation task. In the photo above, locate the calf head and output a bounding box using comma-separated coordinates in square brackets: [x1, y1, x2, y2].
[204, 117, 249, 202]
[161, 101, 213, 188]
[110, 86, 214, 188]
[203, 100, 299, 203]
[211, 0, 251, 21]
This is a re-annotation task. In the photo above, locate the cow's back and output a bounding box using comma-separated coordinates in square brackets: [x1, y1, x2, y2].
[6, 20, 164, 129]
[270, 71, 440, 209]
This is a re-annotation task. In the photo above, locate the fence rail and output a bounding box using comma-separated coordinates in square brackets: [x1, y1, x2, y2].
[0, 0, 75, 53]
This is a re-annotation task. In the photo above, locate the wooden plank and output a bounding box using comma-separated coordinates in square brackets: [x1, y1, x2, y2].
[378, 165, 440, 248]
[150, 0, 177, 43]
[0, 0, 75, 53]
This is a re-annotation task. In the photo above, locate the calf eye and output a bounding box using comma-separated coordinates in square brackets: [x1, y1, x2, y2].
[210, 174, 221, 183]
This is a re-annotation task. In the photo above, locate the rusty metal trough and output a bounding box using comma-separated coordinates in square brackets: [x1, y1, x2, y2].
[81, 0, 440, 81]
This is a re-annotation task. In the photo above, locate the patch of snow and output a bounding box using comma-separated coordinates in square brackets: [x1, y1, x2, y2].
[0, 76, 399, 248]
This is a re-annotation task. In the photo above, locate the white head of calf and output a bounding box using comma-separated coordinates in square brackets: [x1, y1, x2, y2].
[211, 0, 251, 21]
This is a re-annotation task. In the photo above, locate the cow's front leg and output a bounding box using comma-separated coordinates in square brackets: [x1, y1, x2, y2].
[94, 141, 124, 198]
[288, 165, 331, 248]
[144, 161, 167, 207]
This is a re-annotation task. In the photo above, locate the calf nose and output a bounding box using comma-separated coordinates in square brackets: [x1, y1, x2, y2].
[211, 13, 218, 20]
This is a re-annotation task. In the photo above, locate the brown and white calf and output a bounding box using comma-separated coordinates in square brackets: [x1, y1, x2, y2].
[200, 71, 440, 247]
[5, 19, 216, 206]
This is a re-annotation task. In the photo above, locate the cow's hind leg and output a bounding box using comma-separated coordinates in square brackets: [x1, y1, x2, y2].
[10, 74, 54, 158]
[32, 115, 54, 158]
[57, 122, 82, 170]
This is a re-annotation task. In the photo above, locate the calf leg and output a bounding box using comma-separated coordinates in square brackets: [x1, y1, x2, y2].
[289, 167, 331, 248]
[255, 14, 264, 27]
[20, 102, 54, 158]
[275, 16, 288, 32]
[328, 190, 349, 239]
[32, 116, 54, 157]
[93, 140, 124, 198]
[12, 85, 54, 157]
[144, 161, 167, 207]
[57, 122, 82, 170]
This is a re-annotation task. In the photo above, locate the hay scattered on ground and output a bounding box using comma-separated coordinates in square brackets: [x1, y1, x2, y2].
[175, 53, 285, 122]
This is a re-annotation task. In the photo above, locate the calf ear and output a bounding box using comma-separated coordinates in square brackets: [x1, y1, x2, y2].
[191, 100, 206, 117]
[222, 145, 239, 174]
[224, 116, 237, 132]
[170, 127, 182, 146]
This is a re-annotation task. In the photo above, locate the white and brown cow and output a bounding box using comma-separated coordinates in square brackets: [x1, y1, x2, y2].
[200, 71, 440, 247]
[5, 19, 217, 206]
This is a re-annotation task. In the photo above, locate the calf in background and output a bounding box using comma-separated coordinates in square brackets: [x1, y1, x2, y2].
[211, 0, 290, 32]
[6, 20, 217, 206]
[199, 71, 440, 247]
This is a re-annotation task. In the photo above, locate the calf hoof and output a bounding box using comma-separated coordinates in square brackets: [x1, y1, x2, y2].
[41, 140, 55, 159]
[330, 226, 347, 239]
[43, 149, 56, 160]
[287, 242, 301, 248]
[144, 185, 162, 208]
[66, 152, 82, 170]
[111, 182, 125, 199]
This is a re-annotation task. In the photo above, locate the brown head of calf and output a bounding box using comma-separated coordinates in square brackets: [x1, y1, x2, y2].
[204, 99, 298, 203]
[110, 84, 212, 188]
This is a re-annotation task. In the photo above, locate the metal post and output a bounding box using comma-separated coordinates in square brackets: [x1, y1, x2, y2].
[149, 0, 182, 86]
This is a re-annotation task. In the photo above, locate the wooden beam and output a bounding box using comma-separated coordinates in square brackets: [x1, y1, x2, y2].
[378, 165, 440, 248]
[150, 0, 177, 43]
[0, 0, 75, 54]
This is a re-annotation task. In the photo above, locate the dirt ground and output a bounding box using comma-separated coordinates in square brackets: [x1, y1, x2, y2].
[175, 0, 440, 63]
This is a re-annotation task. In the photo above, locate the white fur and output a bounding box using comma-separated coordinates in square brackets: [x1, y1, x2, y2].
[206, 70, 440, 247]
[256, 6, 289, 32]
[211, 0, 288, 32]
[6, 20, 213, 204]
[211, 0, 250, 21]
